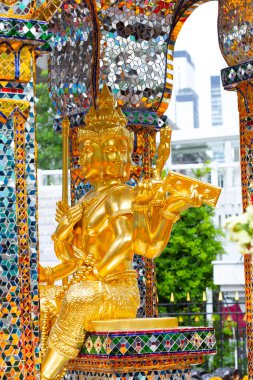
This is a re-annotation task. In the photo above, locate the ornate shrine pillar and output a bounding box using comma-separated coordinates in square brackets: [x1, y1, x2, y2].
[218, 0, 253, 377]
[0, 2, 60, 378]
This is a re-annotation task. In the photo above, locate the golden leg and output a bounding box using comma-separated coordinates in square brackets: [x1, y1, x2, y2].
[41, 348, 69, 380]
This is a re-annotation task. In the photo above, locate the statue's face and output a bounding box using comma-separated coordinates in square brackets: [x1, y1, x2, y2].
[102, 138, 129, 180]
[79, 140, 102, 182]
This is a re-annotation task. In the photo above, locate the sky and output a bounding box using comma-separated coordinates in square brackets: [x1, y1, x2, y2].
[166, 2, 239, 132]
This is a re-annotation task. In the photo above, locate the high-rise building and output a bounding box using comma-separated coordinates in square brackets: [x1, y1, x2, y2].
[170, 51, 199, 130]
[211, 75, 223, 127]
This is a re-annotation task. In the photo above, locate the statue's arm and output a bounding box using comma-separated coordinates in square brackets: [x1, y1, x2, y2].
[54, 202, 83, 241]
[97, 215, 133, 277]
[133, 208, 175, 259]
[52, 203, 83, 261]
[133, 184, 203, 259]
[39, 261, 78, 284]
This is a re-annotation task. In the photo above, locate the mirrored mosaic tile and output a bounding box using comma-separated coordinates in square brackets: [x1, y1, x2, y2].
[221, 61, 253, 89]
[0, 118, 22, 379]
[80, 328, 216, 357]
[218, 0, 253, 66]
[48, 0, 175, 116]
[65, 369, 192, 380]
[0, 18, 50, 42]
[0, 0, 61, 22]
[49, 0, 94, 115]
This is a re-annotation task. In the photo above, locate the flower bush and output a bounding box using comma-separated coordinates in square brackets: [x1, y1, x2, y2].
[224, 205, 253, 254]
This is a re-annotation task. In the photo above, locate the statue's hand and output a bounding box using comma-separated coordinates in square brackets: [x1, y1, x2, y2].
[39, 263, 48, 283]
[53, 204, 83, 245]
[55, 201, 69, 223]
[135, 179, 164, 204]
[39, 263, 55, 285]
[66, 203, 83, 226]
[164, 185, 203, 214]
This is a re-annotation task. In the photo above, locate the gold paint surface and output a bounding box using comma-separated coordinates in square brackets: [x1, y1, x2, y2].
[164, 171, 221, 207]
[40, 85, 220, 379]
[0, 99, 30, 123]
[69, 354, 205, 372]
[0, 43, 15, 81]
[89, 317, 178, 331]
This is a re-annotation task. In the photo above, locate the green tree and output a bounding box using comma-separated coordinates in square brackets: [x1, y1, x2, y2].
[156, 204, 224, 304]
[36, 71, 62, 169]
[156, 164, 224, 304]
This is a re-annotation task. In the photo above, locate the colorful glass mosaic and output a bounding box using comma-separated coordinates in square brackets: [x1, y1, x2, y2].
[236, 81, 253, 210]
[0, 0, 61, 22]
[49, 1, 94, 116]
[80, 327, 216, 357]
[48, 0, 207, 119]
[68, 355, 204, 373]
[234, 81, 253, 379]
[0, 96, 39, 379]
[65, 328, 215, 378]
[219, 0, 253, 375]
[244, 254, 253, 379]
[48, 0, 174, 115]
[0, 117, 22, 379]
[53, 110, 168, 133]
[65, 368, 192, 380]
[0, 2, 56, 376]
[221, 61, 253, 89]
[0, 18, 50, 43]
[218, 0, 253, 67]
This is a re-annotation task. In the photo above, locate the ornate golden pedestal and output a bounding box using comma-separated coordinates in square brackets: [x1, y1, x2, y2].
[66, 319, 216, 380]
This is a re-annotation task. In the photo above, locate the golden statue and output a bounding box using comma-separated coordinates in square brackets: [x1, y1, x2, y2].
[39, 85, 220, 380]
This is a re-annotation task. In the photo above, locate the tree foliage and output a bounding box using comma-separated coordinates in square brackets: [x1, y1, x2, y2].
[36, 71, 62, 169]
[156, 204, 225, 304]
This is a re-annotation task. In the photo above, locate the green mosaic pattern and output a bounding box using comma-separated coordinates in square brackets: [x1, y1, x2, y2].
[122, 110, 158, 127]
[0, 18, 50, 45]
[221, 60, 253, 89]
[80, 328, 216, 357]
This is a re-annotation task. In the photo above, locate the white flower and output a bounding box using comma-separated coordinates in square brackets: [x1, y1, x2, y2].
[223, 216, 240, 230]
[236, 230, 252, 245]
[248, 218, 253, 232]
[239, 212, 249, 224]
[246, 205, 253, 217]
[225, 211, 253, 256]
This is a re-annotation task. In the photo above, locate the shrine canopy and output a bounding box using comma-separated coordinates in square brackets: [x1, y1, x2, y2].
[48, 0, 187, 132]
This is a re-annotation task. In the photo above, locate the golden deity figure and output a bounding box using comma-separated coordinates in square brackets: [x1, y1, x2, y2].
[40, 85, 220, 380]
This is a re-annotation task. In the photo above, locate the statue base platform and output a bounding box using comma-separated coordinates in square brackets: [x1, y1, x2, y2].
[64, 319, 216, 380]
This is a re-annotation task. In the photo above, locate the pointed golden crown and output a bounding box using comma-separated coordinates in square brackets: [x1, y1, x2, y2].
[77, 84, 133, 144]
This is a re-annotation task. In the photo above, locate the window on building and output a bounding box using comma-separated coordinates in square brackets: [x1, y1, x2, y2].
[211, 76, 223, 127]
[234, 146, 240, 162]
[218, 170, 224, 187]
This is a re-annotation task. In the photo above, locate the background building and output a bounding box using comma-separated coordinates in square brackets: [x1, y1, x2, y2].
[211, 75, 223, 127]
[169, 50, 199, 130]
[166, 48, 244, 302]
